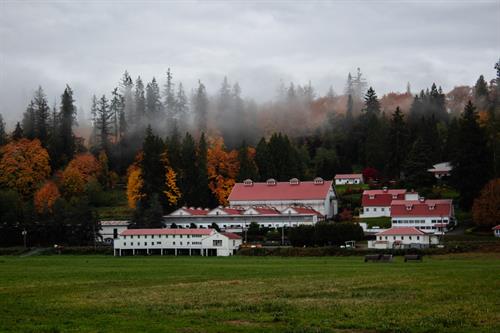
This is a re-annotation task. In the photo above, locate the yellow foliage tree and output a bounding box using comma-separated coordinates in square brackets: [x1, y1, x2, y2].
[67, 153, 101, 181]
[207, 137, 239, 205]
[62, 166, 86, 197]
[0, 139, 51, 197]
[126, 165, 144, 209]
[34, 181, 61, 214]
[162, 152, 181, 207]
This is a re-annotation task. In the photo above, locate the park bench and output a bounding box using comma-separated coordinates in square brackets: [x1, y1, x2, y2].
[404, 254, 423, 262]
[364, 254, 381, 262]
[380, 254, 393, 262]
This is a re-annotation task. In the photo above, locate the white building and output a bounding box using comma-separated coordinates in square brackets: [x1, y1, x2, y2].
[368, 227, 439, 249]
[492, 225, 500, 237]
[99, 221, 130, 244]
[165, 205, 323, 230]
[334, 173, 363, 185]
[390, 198, 455, 234]
[113, 228, 242, 257]
[428, 162, 452, 179]
[227, 177, 337, 218]
[360, 188, 410, 218]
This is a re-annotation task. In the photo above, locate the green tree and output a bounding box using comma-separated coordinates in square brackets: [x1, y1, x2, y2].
[195, 133, 212, 207]
[194, 80, 208, 132]
[255, 137, 274, 181]
[452, 101, 491, 209]
[95, 95, 113, 154]
[59, 85, 77, 165]
[11, 122, 23, 141]
[403, 137, 435, 188]
[179, 133, 198, 205]
[387, 107, 408, 178]
[237, 142, 258, 182]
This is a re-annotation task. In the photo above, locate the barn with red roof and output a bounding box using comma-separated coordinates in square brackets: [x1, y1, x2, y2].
[227, 177, 337, 218]
[368, 227, 439, 249]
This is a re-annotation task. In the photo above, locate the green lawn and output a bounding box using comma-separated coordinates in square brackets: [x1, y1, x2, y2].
[0, 254, 499, 332]
[356, 216, 392, 228]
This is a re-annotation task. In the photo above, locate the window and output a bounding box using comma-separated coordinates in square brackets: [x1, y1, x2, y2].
[113, 228, 118, 239]
[381, 208, 385, 212]
[173, 241, 176, 245]
[131, 242, 134, 245]
[124, 242, 126, 246]
[151, 242, 154, 245]
[157, 241, 161, 245]
[152, 235, 154, 239]
[374, 208, 377, 212]
[131, 235, 134, 239]
[417, 236, 420, 240]
[385, 236, 388, 240]
[409, 236, 412, 240]
[365, 208, 369, 212]
[213, 240, 222, 247]
[180, 242, 183, 245]
[144, 242, 147, 246]
[393, 236, 396, 240]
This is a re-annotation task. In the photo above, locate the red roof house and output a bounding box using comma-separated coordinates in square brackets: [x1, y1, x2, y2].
[390, 199, 453, 217]
[361, 189, 407, 207]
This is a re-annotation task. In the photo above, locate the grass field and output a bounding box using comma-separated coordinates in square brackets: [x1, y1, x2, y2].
[1, 254, 499, 333]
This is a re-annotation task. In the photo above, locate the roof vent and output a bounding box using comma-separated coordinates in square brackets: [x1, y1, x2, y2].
[382, 187, 388, 193]
[266, 178, 277, 186]
[243, 179, 253, 186]
[429, 204, 435, 210]
[419, 197, 425, 202]
[313, 177, 324, 185]
[289, 178, 300, 185]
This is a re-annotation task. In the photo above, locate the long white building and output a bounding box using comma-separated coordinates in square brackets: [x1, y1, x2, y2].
[227, 177, 337, 218]
[368, 227, 439, 249]
[113, 228, 242, 257]
[164, 205, 323, 230]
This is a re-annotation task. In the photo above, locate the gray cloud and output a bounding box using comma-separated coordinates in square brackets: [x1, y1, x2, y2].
[0, 0, 499, 126]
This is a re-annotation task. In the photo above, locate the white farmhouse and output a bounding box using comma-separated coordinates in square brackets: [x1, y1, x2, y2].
[334, 173, 363, 185]
[360, 188, 409, 218]
[428, 162, 452, 179]
[113, 228, 242, 257]
[227, 177, 337, 218]
[390, 198, 455, 234]
[99, 221, 130, 244]
[368, 227, 439, 249]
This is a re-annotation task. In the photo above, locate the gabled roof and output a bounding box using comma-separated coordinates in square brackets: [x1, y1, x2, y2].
[244, 207, 281, 215]
[334, 174, 363, 179]
[121, 228, 214, 236]
[391, 199, 453, 217]
[221, 232, 242, 240]
[428, 162, 452, 173]
[282, 206, 322, 216]
[362, 189, 406, 207]
[228, 179, 333, 201]
[376, 227, 426, 236]
[492, 225, 500, 231]
[172, 207, 209, 216]
[208, 207, 244, 215]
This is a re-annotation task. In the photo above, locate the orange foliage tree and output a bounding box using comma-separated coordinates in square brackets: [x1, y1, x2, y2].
[472, 178, 500, 228]
[207, 137, 239, 205]
[0, 139, 51, 197]
[126, 152, 145, 209]
[162, 152, 181, 207]
[67, 153, 101, 181]
[34, 181, 61, 214]
[62, 166, 86, 197]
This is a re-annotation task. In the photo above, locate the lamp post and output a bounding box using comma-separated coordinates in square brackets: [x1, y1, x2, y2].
[21, 229, 27, 248]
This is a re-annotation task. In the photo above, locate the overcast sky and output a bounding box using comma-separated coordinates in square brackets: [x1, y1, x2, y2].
[0, 0, 499, 126]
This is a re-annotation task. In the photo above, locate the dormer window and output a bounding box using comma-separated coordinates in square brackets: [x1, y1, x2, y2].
[406, 205, 413, 211]
[266, 178, 277, 186]
[392, 195, 397, 199]
[289, 178, 300, 185]
[313, 177, 324, 185]
[243, 179, 253, 186]
[429, 205, 435, 210]
[369, 195, 375, 199]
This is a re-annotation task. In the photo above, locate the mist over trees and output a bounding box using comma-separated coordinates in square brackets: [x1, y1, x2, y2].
[0, 61, 499, 236]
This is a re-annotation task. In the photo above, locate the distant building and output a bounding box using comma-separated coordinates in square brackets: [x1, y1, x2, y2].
[492, 225, 500, 238]
[428, 162, 452, 179]
[100, 221, 130, 244]
[228, 177, 337, 218]
[113, 228, 242, 257]
[390, 198, 455, 234]
[368, 227, 438, 249]
[334, 174, 363, 185]
[164, 205, 323, 230]
[360, 188, 418, 218]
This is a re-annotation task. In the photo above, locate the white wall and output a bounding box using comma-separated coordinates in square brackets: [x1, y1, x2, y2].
[100, 225, 128, 243]
[360, 206, 391, 218]
[368, 234, 438, 248]
[391, 216, 452, 234]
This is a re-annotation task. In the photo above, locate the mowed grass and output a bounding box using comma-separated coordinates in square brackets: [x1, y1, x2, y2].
[0, 255, 499, 333]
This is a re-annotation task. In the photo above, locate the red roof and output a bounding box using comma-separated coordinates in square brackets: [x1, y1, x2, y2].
[362, 189, 406, 207]
[287, 206, 322, 216]
[228, 180, 333, 201]
[250, 207, 281, 215]
[182, 208, 209, 216]
[391, 199, 452, 217]
[335, 174, 363, 179]
[376, 227, 426, 236]
[121, 228, 213, 236]
[220, 208, 244, 215]
[221, 232, 242, 240]
[492, 225, 500, 230]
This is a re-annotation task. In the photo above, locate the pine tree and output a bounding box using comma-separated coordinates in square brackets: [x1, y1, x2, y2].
[110, 87, 124, 141]
[164, 68, 177, 132]
[120, 71, 134, 130]
[12, 122, 23, 141]
[194, 80, 208, 133]
[387, 107, 408, 178]
[195, 133, 212, 207]
[22, 101, 36, 140]
[363, 87, 380, 115]
[403, 137, 434, 188]
[33, 86, 50, 146]
[237, 142, 258, 182]
[134, 76, 146, 123]
[179, 133, 198, 205]
[95, 95, 113, 153]
[0, 114, 7, 146]
[89, 95, 98, 147]
[59, 85, 76, 164]
[140, 126, 166, 208]
[255, 137, 273, 181]
[452, 101, 491, 209]
[145, 77, 162, 125]
[175, 82, 188, 132]
[474, 75, 489, 110]
[346, 94, 354, 125]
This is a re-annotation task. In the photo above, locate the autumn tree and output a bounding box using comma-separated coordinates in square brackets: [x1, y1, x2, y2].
[163, 152, 181, 210]
[472, 178, 500, 228]
[34, 181, 61, 214]
[126, 163, 144, 209]
[62, 166, 86, 198]
[0, 139, 51, 197]
[207, 137, 239, 205]
[66, 153, 102, 181]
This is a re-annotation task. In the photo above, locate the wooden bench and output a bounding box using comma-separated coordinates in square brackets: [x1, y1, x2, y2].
[404, 254, 423, 262]
[380, 254, 393, 262]
[364, 254, 382, 262]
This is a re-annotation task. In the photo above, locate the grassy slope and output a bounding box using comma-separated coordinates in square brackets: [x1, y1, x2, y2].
[0, 255, 499, 333]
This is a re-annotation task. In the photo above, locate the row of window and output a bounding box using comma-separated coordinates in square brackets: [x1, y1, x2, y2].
[123, 234, 202, 240]
[364, 207, 388, 212]
[378, 235, 421, 241]
[393, 220, 448, 224]
[123, 241, 195, 246]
